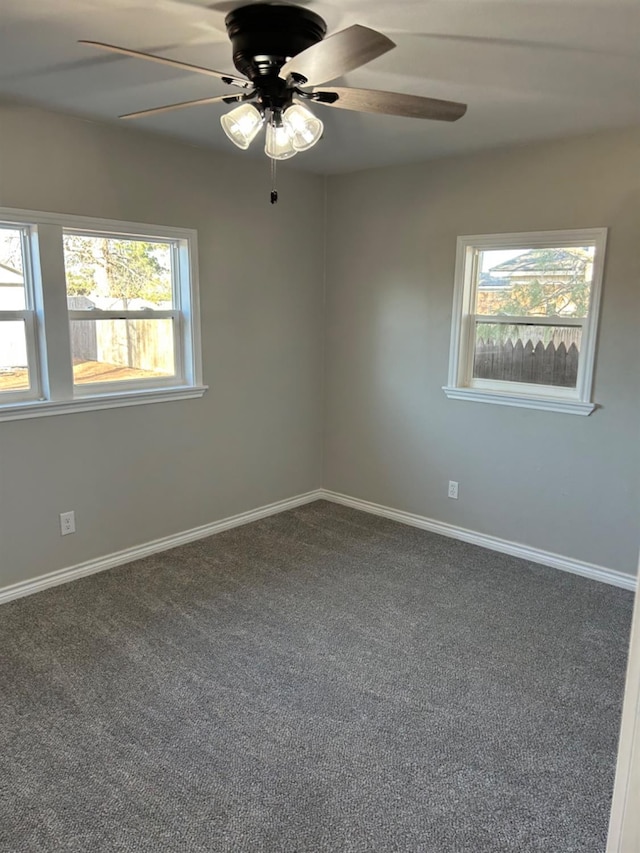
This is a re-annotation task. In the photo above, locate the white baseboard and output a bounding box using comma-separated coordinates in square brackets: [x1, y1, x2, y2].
[0, 490, 324, 606]
[2, 486, 635, 607]
[318, 490, 637, 592]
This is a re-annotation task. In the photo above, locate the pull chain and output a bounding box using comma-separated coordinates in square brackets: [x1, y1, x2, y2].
[270, 157, 278, 204]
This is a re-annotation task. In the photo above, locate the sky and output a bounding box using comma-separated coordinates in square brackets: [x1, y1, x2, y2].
[480, 249, 528, 272]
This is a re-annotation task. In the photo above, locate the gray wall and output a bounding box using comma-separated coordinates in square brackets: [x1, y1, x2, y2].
[0, 102, 325, 588]
[1, 107, 638, 590]
[324, 128, 640, 576]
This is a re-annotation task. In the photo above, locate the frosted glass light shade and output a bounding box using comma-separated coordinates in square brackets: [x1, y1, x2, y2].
[220, 103, 264, 150]
[282, 103, 324, 152]
[265, 122, 297, 160]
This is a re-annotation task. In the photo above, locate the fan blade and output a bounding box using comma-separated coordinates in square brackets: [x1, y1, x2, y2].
[313, 87, 467, 121]
[120, 94, 243, 120]
[279, 25, 395, 87]
[78, 41, 251, 89]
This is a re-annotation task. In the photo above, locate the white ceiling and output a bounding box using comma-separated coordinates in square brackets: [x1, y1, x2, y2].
[1, 0, 639, 174]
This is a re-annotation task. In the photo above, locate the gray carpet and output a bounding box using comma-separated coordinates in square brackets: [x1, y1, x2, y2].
[0, 501, 633, 852]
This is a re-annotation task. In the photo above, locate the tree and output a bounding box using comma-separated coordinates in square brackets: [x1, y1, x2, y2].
[0, 230, 25, 275]
[64, 235, 172, 308]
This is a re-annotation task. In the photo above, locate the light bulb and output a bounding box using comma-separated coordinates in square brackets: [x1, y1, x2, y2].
[282, 103, 324, 152]
[264, 121, 297, 160]
[220, 103, 264, 150]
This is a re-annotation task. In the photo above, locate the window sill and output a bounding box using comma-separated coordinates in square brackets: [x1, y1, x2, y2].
[442, 386, 596, 416]
[0, 385, 208, 422]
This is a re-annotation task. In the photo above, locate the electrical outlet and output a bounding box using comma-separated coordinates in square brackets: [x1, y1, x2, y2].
[60, 510, 76, 536]
[448, 481, 459, 500]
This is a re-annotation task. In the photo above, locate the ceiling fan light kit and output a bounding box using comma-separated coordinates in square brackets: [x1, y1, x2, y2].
[221, 100, 324, 159]
[80, 2, 467, 200]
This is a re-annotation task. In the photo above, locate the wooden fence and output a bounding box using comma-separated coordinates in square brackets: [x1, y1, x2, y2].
[473, 338, 579, 387]
[70, 319, 98, 362]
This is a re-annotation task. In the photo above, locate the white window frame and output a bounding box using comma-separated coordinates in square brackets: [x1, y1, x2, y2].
[443, 228, 607, 416]
[0, 207, 206, 422]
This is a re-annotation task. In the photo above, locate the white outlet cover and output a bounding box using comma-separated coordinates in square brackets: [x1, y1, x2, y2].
[60, 510, 76, 535]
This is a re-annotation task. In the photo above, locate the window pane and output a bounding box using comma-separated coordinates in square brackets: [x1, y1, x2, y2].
[63, 234, 173, 311]
[0, 227, 26, 310]
[473, 323, 582, 388]
[0, 320, 30, 391]
[71, 318, 175, 384]
[476, 246, 595, 319]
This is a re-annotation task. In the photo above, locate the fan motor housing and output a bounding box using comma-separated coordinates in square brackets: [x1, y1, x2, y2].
[225, 3, 327, 81]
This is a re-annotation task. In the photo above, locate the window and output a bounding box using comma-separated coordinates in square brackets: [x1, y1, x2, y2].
[444, 229, 607, 415]
[0, 208, 204, 421]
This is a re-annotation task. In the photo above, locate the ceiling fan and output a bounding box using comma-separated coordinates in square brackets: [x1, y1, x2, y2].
[80, 2, 466, 197]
